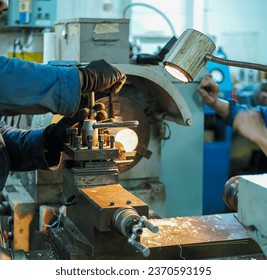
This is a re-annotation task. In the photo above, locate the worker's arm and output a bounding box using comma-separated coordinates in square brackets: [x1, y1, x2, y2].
[233, 109, 267, 156]
[197, 74, 267, 124]
[0, 56, 81, 117]
[198, 74, 267, 156]
[0, 57, 126, 117]
[0, 108, 90, 171]
[1, 123, 51, 171]
[197, 74, 230, 118]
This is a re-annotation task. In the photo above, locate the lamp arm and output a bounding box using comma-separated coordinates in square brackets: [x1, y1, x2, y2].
[205, 54, 267, 72]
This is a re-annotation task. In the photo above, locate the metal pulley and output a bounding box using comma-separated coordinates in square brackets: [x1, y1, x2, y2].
[222, 176, 239, 212]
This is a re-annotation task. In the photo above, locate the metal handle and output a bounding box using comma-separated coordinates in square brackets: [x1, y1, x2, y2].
[140, 216, 159, 234]
[93, 120, 139, 129]
[128, 238, 150, 257]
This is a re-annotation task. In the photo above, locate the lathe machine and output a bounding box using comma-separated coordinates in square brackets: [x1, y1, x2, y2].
[0, 63, 266, 260]
[0, 17, 266, 260]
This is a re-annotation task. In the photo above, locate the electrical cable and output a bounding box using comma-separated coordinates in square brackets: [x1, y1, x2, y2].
[122, 2, 176, 36]
[13, 38, 24, 58]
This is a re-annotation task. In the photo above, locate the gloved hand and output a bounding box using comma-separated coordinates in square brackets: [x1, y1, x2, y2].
[77, 98, 109, 120]
[89, 102, 108, 121]
[42, 108, 89, 165]
[78, 59, 127, 94]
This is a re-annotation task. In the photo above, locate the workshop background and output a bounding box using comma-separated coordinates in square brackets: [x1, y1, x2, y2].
[1, 0, 267, 217]
[1, 0, 267, 261]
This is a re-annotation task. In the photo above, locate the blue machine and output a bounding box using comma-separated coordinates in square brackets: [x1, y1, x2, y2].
[203, 47, 233, 214]
[7, 0, 56, 28]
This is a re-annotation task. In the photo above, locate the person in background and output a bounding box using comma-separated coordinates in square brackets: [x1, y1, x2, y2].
[0, 56, 126, 190]
[198, 74, 267, 156]
[0, 0, 7, 12]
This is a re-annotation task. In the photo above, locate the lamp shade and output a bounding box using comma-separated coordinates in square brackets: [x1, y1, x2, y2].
[163, 29, 216, 82]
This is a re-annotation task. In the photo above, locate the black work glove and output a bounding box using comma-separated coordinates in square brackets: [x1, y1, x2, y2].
[77, 98, 109, 120]
[89, 102, 108, 121]
[43, 109, 89, 166]
[78, 59, 127, 94]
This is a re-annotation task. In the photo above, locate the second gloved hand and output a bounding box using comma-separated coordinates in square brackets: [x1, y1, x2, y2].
[78, 59, 127, 94]
[89, 102, 108, 121]
[42, 108, 89, 166]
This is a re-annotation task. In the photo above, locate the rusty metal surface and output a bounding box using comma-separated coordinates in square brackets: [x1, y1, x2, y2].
[63, 144, 119, 161]
[3, 185, 36, 251]
[81, 184, 148, 209]
[63, 161, 119, 187]
[63, 182, 149, 234]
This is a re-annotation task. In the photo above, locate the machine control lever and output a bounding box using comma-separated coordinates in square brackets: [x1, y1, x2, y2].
[112, 207, 159, 257]
[93, 120, 139, 129]
[139, 216, 159, 234]
[128, 237, 150, 257]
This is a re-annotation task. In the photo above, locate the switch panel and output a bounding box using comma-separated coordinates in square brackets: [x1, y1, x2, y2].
[8, 0, 56, 28]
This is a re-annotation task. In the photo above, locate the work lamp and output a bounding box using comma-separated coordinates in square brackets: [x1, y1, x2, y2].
[163, 29, 267, 83]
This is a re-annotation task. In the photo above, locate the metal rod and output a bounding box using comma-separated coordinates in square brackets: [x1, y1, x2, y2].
[88, 91, 95, 119]
[93, 120, 139, 129]
[108, 93, 114, 118]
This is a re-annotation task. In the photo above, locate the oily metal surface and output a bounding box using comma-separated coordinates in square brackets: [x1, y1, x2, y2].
[139, 213, 263, 259]
[141, 213, 250, 247]
[33, 213, 264, 260]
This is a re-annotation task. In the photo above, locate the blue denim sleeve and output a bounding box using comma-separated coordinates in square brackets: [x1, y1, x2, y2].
[216, 99, 267, 127]
[1, 124, 50, 171]
[0, 56, 80, 117]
